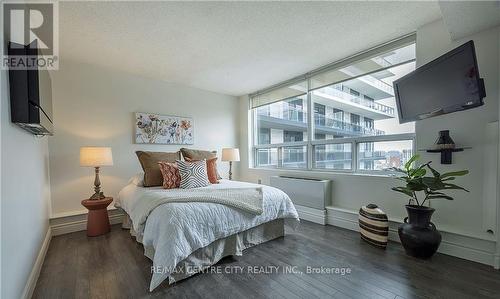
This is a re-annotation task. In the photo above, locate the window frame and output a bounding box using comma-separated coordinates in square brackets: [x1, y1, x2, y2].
[250, 34, 417, 174]
[251, 77, 416, 174]
[251, 97, 416, 174]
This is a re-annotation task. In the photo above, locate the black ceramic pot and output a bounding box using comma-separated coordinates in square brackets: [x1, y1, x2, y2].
[398, 205, 442, 259]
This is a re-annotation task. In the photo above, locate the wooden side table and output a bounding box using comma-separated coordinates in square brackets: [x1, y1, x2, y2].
[81, 197, 113, 237]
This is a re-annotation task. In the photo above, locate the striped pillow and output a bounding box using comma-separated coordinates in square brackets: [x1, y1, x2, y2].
[184, 157, 219, 184]
[177, 160, 210, 189]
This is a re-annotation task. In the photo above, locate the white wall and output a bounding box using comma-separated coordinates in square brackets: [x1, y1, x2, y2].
[415, 20, 499, 238]
[239, 21, 499, 244]
[49, 61, 240, 216]
[1, 70, 52, 298]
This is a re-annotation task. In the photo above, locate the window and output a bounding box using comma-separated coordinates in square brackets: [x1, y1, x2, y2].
[314, 103, 326, 126]
[358, 140, 413, 171]
[314, 143, 352, 170]
[332, 108, 343, 121]
[256, 148, 278, 168]
[283, 146, 307, 169]
[349, 89, 360, 97]
[255, 94, 308, 146]
[350, 114, 360, 126]
[284, 131, 304, 142]
[250, 35, 416, 172]
[364, 117, 374, 129]
[258, 128, 270, 145]
[254, 92, 308, 169]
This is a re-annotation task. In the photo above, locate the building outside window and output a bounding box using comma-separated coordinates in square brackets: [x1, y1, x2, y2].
[284, 130, 304, 142]
[250, 35, 416, 173]
[258, 128, 270, 145]
[350, 114, 361, 133]
[349, 89, 360, 97]
[314, 103, 326, 126]
[364, 117, 374, 129]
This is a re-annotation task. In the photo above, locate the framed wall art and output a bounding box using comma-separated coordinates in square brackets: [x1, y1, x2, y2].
[135, 112, 194, 144]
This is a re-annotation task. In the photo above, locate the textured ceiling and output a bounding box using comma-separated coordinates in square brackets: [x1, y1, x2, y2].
[439, 1, 500, 40]
[59, 1, 443, 96]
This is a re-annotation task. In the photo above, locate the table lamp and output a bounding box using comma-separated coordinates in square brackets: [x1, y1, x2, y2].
[80, 146, 113, 200]
[221, 148, 240, 180]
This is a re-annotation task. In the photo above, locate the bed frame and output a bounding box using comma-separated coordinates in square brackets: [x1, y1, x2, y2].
[121, 212, 285, 284]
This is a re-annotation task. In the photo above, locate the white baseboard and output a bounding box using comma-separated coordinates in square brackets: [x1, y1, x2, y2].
[50, 209, 124, 236]
[21, 227, 52, 299]
[295, 204, 326, 225]
[326, 206, 497, 267]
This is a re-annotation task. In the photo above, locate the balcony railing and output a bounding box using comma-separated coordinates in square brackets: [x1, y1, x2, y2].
[314, 113, 385, 136]
[314, 152, 352, 162]
[257, 105, 385, 136]
[283, 106, 306, 123]
[257, 105, 306, 123]
[314, 86, 395, 116]
[358, 150, 387, 160]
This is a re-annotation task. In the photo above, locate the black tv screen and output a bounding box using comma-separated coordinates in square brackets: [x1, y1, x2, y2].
[394, 40, 485, 124]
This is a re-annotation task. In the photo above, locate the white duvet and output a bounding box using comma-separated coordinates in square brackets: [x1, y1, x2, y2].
[116, 179, 299, 291]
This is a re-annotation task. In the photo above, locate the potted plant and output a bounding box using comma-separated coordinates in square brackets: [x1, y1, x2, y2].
[389, 154, 469, 258]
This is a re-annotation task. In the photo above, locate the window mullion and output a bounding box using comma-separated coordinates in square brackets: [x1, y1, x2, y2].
[252, 109, 257, 168]
[253, 147, 257, 168]
[307, 79, 313, 170]
[278, 146, 283, 168]
[352, 140, 358, 172]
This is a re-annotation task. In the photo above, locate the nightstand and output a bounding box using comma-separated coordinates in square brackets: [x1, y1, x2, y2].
[81, 197, 113, 237]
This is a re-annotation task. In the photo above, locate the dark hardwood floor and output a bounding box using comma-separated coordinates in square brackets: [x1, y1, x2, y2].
[33, 221, 500, 299]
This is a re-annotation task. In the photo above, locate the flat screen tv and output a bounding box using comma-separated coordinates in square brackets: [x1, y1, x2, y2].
[393, 40, 485, 124]
[7, 40, 53, 135]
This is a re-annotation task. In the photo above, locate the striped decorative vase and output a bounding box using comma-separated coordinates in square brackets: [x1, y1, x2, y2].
[358, 204, 389, 248]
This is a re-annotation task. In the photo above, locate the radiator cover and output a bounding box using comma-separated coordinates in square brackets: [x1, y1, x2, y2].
[270, 176, 331, 209]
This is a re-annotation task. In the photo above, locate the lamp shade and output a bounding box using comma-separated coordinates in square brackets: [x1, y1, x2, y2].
[221, 148, 240, 162]
[80, 147, 113, 167]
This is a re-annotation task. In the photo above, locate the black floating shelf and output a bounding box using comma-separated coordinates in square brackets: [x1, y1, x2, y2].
[419, 147, 471, 164]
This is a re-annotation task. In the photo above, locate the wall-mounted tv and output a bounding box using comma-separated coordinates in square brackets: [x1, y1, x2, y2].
[393, 40, 485, 124]
[8, 40, 53, 135]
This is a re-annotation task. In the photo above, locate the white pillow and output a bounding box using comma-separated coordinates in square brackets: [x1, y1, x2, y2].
[177, 160, 210, 189]
[128, 173, 144, 187]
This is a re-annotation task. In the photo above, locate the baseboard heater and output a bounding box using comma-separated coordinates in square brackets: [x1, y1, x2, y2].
[270, 176, 331, 225]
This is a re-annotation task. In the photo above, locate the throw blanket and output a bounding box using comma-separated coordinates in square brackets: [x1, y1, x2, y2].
[130, 187, 264, 234]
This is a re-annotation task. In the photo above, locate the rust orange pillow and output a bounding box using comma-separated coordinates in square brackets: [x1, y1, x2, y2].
[184, 157, 219, 184]
[158, 161, 181, 189]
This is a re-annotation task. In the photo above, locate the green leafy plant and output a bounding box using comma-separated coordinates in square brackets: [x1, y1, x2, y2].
[389, 154, 469, 206]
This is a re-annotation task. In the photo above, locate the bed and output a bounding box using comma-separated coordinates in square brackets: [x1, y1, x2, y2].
[116, 178, 300, 291]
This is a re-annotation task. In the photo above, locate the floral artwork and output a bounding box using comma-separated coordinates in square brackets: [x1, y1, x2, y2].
[135, 113, 193, 144]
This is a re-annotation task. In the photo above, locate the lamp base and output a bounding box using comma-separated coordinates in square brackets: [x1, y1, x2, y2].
[89, 166, 106, 200]
[89, 191, 105, 200]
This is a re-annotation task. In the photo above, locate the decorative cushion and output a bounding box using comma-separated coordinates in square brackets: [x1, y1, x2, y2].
[180, 148, 222, 179]
[158, 162, 181, 189]
[177, 160, 210, 189]
[184, 157, 219, 184]
[136, 151, 181, 187]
